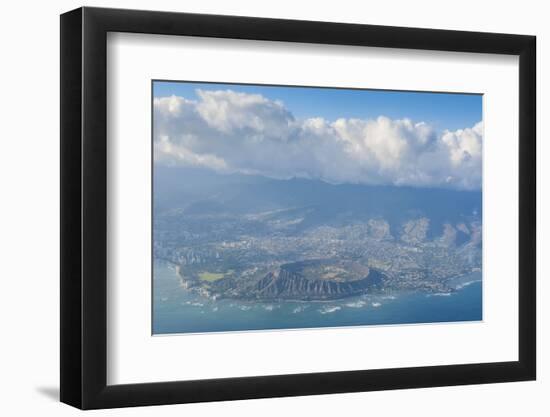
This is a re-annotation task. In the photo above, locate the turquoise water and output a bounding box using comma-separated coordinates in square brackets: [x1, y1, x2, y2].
[153, 262, 482, 334]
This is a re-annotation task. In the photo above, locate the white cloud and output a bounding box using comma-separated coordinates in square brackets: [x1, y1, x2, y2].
[153, 90, 482, 190]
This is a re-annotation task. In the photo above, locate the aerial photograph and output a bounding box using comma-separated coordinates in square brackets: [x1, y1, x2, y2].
[152, 81, 483, 334]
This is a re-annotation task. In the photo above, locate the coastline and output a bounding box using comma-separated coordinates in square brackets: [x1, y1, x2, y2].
[153, 259, 482, 334]
[155, 260, 482, 306]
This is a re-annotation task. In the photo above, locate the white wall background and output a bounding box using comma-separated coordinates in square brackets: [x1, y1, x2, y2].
[0, 0, 545, 415]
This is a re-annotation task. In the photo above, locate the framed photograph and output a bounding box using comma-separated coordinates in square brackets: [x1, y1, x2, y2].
[60, 6, 536, 409]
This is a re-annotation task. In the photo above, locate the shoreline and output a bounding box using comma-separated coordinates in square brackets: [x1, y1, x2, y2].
[156, 260, 481, 305]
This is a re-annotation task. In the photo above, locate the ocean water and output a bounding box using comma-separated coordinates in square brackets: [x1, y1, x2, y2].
[152, 262, 482, 335]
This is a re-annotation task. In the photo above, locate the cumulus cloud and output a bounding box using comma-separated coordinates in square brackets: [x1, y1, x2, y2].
[153, 90, 482, 190]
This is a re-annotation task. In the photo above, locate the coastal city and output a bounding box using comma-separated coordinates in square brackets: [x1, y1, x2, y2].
[154, 202, 482, 301]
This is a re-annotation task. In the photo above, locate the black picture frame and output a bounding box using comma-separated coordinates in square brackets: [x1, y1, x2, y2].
[60, 6, 536, 410]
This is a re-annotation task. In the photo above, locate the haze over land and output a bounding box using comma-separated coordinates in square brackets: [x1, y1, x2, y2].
[154, 166, 482, 301]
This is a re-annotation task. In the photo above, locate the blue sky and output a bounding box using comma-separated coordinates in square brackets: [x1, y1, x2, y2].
[153, 80, 482, 132]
